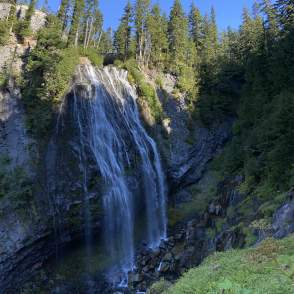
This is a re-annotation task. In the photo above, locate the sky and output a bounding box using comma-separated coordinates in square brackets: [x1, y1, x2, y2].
[38, 0, 256, 31]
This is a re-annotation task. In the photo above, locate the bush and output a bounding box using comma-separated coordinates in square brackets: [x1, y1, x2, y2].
[0, 20, 9, 45]
[148, 278, 172, 294]
[80, 47, 103, 67]
[15, 20, 32, 42]
[22, 16, 79, 137]
[0, 156, 33, 202]
[176, 65, 198, 107]
[123, 59, 163, 122]
[0, 65, 10, 89]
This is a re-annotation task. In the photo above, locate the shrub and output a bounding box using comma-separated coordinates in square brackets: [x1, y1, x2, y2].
[148, 278, 172, 294]
[123, 59, 163, 122]
[0, 20, 9, 45]
[0, 156, 33, 202]
[22, 16, 79, 137]
[15, 20, 32, 42]
[80, 47, 103, 67]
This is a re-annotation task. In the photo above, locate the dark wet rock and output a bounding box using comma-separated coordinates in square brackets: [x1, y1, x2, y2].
[163, 252, 173, 262]
[273, 193, 294, 238]
[208, 203, 223, 216]
[128, 273, 143, 284]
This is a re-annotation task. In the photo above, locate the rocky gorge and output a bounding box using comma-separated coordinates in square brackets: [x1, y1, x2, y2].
[0, 1, 294, 293]
[1, 56, 293, 292]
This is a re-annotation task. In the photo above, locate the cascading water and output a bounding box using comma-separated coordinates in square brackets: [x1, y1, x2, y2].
[71, 65, 167, 286]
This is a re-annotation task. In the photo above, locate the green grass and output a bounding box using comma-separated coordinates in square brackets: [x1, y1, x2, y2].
[161, 236, 294, 294]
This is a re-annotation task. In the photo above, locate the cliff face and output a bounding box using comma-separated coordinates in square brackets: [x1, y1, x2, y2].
[0, 3, 46, 33]
[144, 73, 233, 204]
[0, 3, 46, 74]
[0, 65, 232, 291]
[0, 87, 32, 169]
[0, 72, 104, 291]
[0, 61, 293, 292]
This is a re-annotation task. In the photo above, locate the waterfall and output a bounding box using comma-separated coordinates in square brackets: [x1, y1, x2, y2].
[71, 65, 167, 285]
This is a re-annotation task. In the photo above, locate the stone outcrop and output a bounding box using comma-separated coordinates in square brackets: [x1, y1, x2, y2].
[152, 74, 233, 201]
[273, 191, 294, 238]
[0, 86, 32, 169]
[0, 4, 46, 74]
[0, 3, 46, 33]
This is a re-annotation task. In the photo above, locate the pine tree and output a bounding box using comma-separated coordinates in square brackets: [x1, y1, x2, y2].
[92, 3, 103, 47]
[8, 0, 17, 32]
[17, 0, 36, 39]
[83, 0, 102, 48]
[68, 0, 85, 47]
[114, 1, 132, 60]
[134, 0, 151, 65]
[99, 27, 113, 54]
[261, 0, 279, 50]
[147, 4, 168, 67]
[275, 0, 294, 28]
[168, 0, 189, 74]
[25, 0, 36, 22]
[200, 13, 216, 64]
[57, 0, 69, 29]
[200, 6, 218, 63]
[239, 7, 263, 61]
[189, 3, 202, 51]
[210, 7, 218, 55]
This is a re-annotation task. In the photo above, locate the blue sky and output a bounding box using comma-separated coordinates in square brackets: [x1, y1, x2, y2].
[39, 0, 256, 31]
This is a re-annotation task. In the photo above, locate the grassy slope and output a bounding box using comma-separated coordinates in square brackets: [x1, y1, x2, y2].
[149, 235, 294, 294]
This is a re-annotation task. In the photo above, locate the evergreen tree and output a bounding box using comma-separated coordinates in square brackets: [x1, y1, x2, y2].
[168, 0, 189, 74]
[261, 0, 279, 51]
[92, 3, 103, 47]
[239, 7, 263, 62]
[57, 0, 69, 29]
[25, 0, 36, 22]
[147, 4, 168, 67]
[8, 0, 17, 32]
[209, 7, 218, 55]
[114, 1, 132, 60]
[68, 0, 85, 47]
[134, 0, 151, 64]
[275, 0, 294, 28]
[99, 27, 113, 54]
[200, 7, 218, 62]
[189, 2, 202, 51]
[82, 0, 102, 48]
[17, 0, 36, 39]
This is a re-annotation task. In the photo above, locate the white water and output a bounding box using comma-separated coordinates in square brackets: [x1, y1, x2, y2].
[72, 65, 167, 285]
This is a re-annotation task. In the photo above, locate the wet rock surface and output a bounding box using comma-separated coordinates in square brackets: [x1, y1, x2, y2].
[273, 191, 294, 238]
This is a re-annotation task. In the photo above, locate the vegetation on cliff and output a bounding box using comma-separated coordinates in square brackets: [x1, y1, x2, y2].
[149, 235, 294, 293]
[0, 155, 32, 203]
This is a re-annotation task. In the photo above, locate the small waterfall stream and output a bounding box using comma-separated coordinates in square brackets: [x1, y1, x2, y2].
[71, 65, 167, 286]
